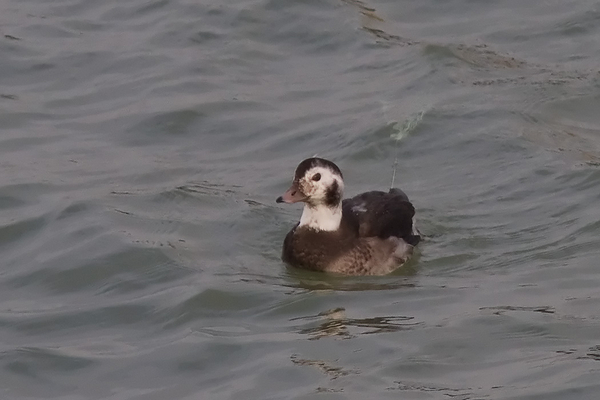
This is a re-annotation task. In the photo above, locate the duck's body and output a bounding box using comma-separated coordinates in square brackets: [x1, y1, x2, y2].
[277, 158, 420, 276]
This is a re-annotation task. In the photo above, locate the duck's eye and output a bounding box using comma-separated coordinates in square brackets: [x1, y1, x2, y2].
[312, 173, 321, 182]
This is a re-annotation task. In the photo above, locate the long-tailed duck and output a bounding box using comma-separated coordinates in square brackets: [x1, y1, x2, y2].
[276, 157, 420, 275]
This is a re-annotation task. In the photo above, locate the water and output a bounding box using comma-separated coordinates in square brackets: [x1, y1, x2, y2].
[1, 0, 600, 398]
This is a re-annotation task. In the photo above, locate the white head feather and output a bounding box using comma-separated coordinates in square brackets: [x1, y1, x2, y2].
[297, 166, 344, 231]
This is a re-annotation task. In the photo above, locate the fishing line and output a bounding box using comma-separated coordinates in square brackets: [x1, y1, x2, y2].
[390, 153, 399, 189]
[380, 102, 425, 189]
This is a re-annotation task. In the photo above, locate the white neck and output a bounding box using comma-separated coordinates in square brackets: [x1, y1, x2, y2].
[298, 204, 342, 231]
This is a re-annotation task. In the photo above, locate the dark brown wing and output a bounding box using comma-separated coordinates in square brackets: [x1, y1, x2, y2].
[342, 189, 420, 245]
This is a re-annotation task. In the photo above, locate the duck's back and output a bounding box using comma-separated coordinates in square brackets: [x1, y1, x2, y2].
[343, 189, 420, 245]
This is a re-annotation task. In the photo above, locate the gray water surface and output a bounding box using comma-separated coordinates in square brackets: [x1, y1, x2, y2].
[1, 0, 600, 399]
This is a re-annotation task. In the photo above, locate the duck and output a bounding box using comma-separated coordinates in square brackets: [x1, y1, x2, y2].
[276, 157, 420, 275]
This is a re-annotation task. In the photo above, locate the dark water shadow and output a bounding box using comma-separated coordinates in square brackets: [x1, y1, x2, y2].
[282, 266, 418, 292]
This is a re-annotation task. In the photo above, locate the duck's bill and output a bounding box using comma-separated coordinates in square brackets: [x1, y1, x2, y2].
[276, 183, 307, 203]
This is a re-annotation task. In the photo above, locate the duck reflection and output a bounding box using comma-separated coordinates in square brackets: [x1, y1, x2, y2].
[290, 354, 358, 380]
[292, 307, 420, 340]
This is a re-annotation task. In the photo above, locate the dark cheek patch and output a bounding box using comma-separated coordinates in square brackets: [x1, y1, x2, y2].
[325, 180, 341, 207]
[299, 180, 310, 195]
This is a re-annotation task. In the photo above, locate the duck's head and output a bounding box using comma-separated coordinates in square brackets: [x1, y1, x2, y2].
[276, 157, 344, 208]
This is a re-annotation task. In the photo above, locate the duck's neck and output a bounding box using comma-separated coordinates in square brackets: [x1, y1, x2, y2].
[299, 203, 342, 232]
